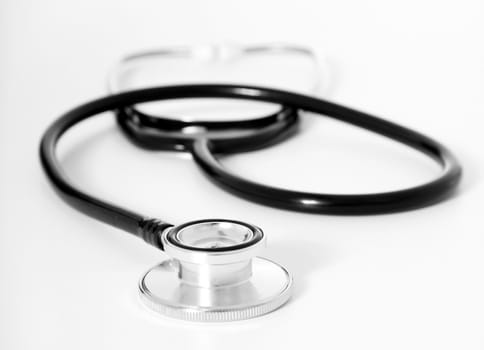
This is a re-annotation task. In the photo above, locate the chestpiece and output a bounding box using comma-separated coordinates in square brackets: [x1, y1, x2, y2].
[139, 219, 293, 322]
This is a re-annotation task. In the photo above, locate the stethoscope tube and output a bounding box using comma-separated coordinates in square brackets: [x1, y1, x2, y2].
[40, 84, 462, 250]
[191, 138, 459, 214]
[117, 85, 462, 214]
[39, 85, 300, 249]
[116, 105, 300, 153]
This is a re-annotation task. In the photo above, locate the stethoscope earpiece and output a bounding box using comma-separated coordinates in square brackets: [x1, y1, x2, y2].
[139, 219, 292, 322]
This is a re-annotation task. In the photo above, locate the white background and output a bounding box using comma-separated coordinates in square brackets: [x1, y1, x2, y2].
[1, 1, 483, 349]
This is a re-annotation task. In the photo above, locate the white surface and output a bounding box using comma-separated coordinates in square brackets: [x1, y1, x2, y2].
[1, 1, 483, 349]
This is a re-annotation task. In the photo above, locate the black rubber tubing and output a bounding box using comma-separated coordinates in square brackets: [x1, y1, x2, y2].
[40, 84, 462, 249]
[116, 85, 462, 214]
[115, 104, 299, 153]
[39, 85, 297, 249]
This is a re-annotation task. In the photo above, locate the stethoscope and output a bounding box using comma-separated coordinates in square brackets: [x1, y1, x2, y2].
[39, 44, 462, 322]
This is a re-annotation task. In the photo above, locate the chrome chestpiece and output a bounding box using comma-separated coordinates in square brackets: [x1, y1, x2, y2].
[139, 219, 293, 322]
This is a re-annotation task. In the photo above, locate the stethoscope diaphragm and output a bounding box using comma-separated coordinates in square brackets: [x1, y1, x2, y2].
[139, 219, 292, 322]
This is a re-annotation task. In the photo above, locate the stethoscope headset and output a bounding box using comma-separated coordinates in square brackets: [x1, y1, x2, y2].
[39, 44, 462, 322]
